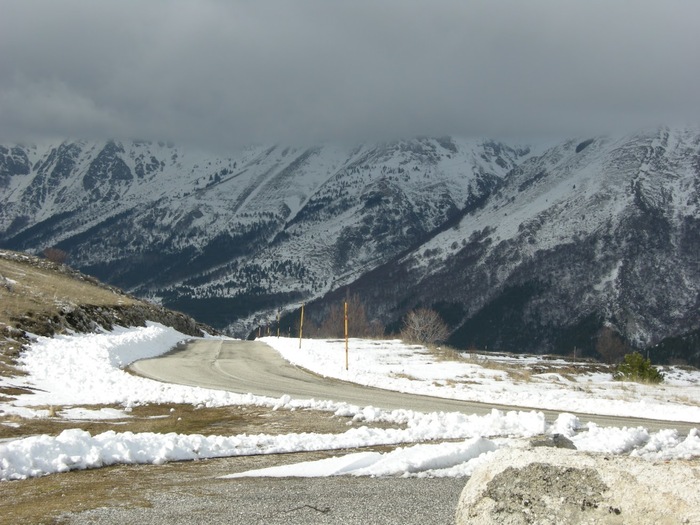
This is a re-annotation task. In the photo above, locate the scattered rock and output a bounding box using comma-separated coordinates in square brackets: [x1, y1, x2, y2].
[530, 433, 577, 449]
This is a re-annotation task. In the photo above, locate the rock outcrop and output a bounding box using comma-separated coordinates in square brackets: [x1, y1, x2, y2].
[456, 445, 700, 525]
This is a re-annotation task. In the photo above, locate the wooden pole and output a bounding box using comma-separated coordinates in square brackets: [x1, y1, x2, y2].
[299, 303, 305, 349]
[277, 311, 280, 338]
[344, 301, 349, 370]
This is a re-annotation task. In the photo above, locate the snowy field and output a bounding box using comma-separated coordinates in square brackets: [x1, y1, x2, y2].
[262, 337, 700, 423]
[1, 324, 699, 481]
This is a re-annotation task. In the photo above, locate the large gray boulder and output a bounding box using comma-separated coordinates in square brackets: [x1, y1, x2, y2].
[456, 446, 700, 524]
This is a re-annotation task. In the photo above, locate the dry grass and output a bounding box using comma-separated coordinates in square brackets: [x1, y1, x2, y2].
[0, 256, 136, 331]
[2, 462, 155, 525]
[0, 253, 140, 400]
[461, 351, 615, 383]
[0, 402, 389, 442]
[0, 342, 25, 386]
[0, 404, 407, 525]
[391, 372, 420, 381]
[424, 344, 540, 383]
[424, 344, 466, 362]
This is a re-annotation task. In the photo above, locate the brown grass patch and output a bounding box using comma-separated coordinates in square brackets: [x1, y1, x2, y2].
[391, 372, 419, 381]
[0, 256, 136, 326]
[2, 463, 155, 525]
[424, 344, 465, 362]
[0, 402, 384, 441]
[0, 403, 408, 524]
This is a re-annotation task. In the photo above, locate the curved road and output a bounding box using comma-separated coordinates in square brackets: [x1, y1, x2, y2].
[130, 339, 698, 434]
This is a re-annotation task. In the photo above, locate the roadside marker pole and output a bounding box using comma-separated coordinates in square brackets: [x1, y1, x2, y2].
[277, 311, 280, 338]
[299, 303, 305, 349]
[344, 301, 349, 370]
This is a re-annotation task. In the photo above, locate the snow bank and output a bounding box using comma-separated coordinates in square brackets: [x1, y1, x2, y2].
[224, 438, 498, 479]
[0, 410, 552, 481]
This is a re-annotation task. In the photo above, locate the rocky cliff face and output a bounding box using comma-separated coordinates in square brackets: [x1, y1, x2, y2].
[1, 129, 699, 362]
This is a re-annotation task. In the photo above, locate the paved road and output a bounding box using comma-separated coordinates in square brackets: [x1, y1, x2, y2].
[130, 339, 697, 433]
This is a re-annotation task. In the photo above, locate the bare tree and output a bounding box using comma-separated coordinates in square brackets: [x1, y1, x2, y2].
[43, 247, 69, 265]
[318, 293, 383, 338]
[596, 326, 631, 364]
[318, 302, 345, 338]
[401, 308, 449, 345]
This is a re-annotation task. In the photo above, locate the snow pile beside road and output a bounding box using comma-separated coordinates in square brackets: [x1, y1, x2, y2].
[223, 423, 700, 480]
[3, 414, 699, 481]
[0, 430, 494, 481]
[224, 438, 499, 479]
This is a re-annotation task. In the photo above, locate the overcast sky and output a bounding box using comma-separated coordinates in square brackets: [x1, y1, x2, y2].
[1, 0, 699, 151]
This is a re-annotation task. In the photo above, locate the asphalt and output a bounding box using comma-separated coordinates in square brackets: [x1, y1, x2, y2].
[130, 338, 699, 434]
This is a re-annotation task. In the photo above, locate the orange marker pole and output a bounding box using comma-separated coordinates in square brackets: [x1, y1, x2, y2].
[344, 301, 349, 370]
[299, 303, 305, 349]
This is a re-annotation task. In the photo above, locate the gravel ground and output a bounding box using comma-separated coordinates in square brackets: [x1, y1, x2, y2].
[0, 449, 466, 525]
[60, 475, 466, 525]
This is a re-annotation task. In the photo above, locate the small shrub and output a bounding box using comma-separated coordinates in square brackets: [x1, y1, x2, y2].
[613, 352, 664, 384]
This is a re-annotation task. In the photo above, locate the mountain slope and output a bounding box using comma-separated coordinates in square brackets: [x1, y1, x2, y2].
[309, 128, 700, 363]
[1, 137, 528, 333]
[1, 129, 698, 363]
[0, 249, 212, 385]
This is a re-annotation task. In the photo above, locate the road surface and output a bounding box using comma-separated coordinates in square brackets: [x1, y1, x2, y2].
[130, 339, 697, 433]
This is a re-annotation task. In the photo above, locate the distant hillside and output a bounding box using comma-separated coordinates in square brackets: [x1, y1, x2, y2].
[302, 129, 700, 365]
[0, 249, 212, 379]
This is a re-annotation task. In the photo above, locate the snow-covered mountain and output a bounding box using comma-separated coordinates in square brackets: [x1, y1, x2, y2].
[0, 137, 527, 326]
[1, 128, 698, 362]
[306, 128, 700, 363]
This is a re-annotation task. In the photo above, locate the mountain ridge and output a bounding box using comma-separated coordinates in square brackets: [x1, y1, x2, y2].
[302, 128, 699, 363]
[1, 129, 698, 363]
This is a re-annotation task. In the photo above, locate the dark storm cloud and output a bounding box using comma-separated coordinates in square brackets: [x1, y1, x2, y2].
[1, 0, 699, 150]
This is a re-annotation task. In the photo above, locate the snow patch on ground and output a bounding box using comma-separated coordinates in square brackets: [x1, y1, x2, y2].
[1, 327, 698, 481]
[262, 337, 700, 423]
